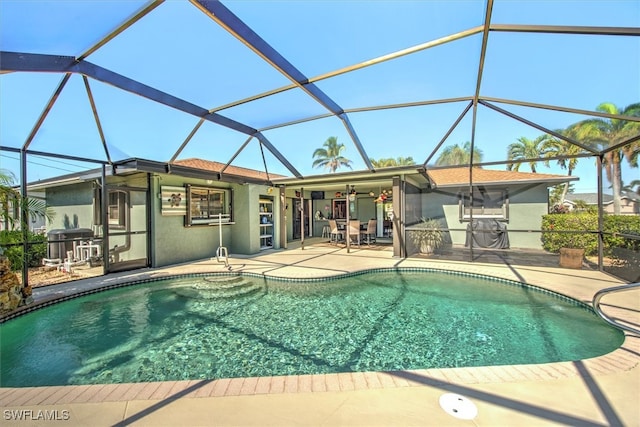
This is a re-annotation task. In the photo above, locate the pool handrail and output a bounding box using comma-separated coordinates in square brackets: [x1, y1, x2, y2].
[593, 282, 640, 336]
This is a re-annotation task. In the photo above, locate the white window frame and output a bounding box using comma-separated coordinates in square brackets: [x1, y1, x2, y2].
[459, 188, 509, 221]
[187, 185, 233, 226]
[108, 190, 128, 229]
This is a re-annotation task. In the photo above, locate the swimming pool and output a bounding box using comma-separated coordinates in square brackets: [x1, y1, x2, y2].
[0, 269, 623, 387]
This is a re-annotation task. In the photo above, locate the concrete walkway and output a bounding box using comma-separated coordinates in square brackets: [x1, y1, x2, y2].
[1, 243, 638, 426]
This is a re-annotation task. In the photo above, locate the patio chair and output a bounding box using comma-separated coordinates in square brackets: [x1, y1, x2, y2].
[348, 220, 361, 247]
[362, 219, 377, 246]
[328, 219, 343, 245]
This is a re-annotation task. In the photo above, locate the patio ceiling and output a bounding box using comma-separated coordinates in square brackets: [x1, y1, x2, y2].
[0, 0, 639, 185]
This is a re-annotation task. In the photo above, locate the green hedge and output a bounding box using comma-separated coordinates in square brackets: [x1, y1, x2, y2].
[0, 230, 47, 271]
[541, 213, 640, 256]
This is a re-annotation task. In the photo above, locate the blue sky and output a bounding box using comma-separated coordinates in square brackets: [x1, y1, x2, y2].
[1, 0, 639, 193]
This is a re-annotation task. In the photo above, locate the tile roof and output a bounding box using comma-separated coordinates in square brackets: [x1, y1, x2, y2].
[565, 192, 639, 204]
[564, 193, 612, 204]
[427, 167, 575, 187]
[174, 158, 285, 181]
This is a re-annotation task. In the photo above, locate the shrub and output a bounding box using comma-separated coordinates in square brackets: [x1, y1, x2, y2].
[602, 215, 640, 252]
[541, 213, 640, 256]
[0, 230, 47, 271]
[541, 213, 598, 255]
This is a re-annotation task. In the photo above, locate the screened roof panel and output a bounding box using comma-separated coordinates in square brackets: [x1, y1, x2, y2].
[482, 101, 607, 141]
[482, 32, 640, 110]
[492, 0, 640, 27]
[224, 0, 486, 77]
[85, 1, 293, 108]
[218, 87, 330, 131]
[346, 102, 474, 166]
[314, 35, 482, 109]
[85, 80, 209, 162]
[0, 0, 638, 189]
[27, 74, 109, 162]
[260, 117, 359, 176]
[0, 1, 146, 55]
[0, 73, 63, 148]
[177, 121, 260, 166]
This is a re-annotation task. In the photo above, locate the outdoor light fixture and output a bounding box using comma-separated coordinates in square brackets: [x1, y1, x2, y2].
[349, 185, 357, 201]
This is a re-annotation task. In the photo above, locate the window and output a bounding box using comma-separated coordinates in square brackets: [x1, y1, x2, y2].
[460, 188, 508, 220]
[108, 190, 128, 228]
[332, 199, 346, 219]
[187, 185, 232, 225]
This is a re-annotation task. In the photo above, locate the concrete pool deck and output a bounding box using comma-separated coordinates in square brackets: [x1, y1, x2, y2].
[1, 243, 638, 426]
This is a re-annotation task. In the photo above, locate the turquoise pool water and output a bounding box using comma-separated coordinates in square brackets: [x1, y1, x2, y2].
[0, 270, 624, 387]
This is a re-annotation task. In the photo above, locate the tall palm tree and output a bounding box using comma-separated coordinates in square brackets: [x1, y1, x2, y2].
[542, 125, 586, 206]
[506, 135, 549, 173]
[312, 136, 353, 173]
[370, 156, 416, 168]
[573, 102, 640, 214]
[435, 141, 483, 166]
[0, 169, 53, 230]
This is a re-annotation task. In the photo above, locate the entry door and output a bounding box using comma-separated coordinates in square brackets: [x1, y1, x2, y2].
[292, 199, 310, 239]
[105, 186, 149, 273]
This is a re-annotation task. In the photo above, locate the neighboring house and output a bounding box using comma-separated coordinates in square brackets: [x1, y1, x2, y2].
[27, 159, 575, 274]
[0, 190, 46, 233]
[563, 193, 640, 215]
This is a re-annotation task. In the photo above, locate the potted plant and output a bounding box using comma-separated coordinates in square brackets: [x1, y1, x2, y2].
[559, 238, 585, 269]
[543, 214, 591, 270]
[409, 218, 444, 255]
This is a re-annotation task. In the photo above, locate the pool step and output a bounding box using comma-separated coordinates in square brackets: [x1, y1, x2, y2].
[173, 276, 263, 300]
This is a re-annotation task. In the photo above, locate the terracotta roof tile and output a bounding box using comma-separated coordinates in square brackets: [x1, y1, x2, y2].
[174, 158, 285, 181]
[427, 167, 573, 187]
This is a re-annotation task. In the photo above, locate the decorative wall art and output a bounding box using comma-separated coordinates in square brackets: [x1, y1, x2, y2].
[161, 186, 187, 216]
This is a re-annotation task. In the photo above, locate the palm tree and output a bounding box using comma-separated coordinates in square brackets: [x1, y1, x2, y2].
[312, 136, 353, 173]
[573, 102, 640, 214]
[506, 135, 549, 173]
[542, 126, 586, 206]
[0, 169, 53, 230]
[435, 141, 483, 166]
[370, 157, 416, 168]
[621, 179, 640, 196]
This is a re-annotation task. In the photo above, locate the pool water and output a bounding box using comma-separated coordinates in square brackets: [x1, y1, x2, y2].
[0, 270, 624, 387]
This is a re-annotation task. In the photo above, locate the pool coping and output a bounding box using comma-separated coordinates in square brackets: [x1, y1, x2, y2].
[1, 255, 639, 408]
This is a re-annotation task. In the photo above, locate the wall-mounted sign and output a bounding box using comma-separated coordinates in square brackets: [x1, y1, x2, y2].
[161, 186, 187, 216]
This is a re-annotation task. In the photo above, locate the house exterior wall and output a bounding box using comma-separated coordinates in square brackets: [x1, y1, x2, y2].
[150, 176, 277, 267]
[421, 184, 550, 250]
[150, 175, 228, 267]
[604, 199, 639, 215]
[43, 173, 277, 270]
[45, 182, 96, 232]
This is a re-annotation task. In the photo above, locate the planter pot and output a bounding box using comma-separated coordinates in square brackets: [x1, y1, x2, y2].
[420, 242, 435, 255]
[559, 248, 585, 269]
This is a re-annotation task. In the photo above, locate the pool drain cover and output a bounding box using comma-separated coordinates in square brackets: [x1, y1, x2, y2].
[439, 393, 478, 420]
